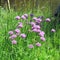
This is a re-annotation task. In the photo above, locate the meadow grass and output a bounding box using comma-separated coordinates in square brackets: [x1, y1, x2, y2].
[0, 8, 60, 60]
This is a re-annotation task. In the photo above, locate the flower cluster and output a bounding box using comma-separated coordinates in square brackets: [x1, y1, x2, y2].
[8, 14, 56, 49]
[8, 21, 26, 44]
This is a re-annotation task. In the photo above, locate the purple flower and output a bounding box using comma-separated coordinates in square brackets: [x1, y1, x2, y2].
[15, 16, 20, 20]
[40, 37, 45, 41]
[21, 15, 26, 20]
[39, 31, 45, 37]
[32, 28, 41, 33]
[51, 29, 56, 32]
[36, 42, 41, 46]
[12, 40, 17, 44]
[33, 17, 37, 21]
[8, 31, 14, 35]
[30, 22, 36, 26]
[15, 29, 20, 33]
[28, 44, 34, 48]
[32, 25, 40, 29]
[24, 14, 28, 18]
[46, 18, 51, 22]
[18, 22, 23, 28]
[30, 14, 34, 17]
[36, 25, 41, 29]
[9, 34, 17, 39]
[32, 28, 38, 32]
[36, 18, 42, 23]
[20, 33, 26, 38]
[36, 29, 41, 33]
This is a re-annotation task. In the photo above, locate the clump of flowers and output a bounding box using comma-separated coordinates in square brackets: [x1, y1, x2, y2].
[8, 14, 56, 48]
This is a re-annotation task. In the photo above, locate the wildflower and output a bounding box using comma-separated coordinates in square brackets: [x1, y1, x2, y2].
[15, 16, 20, 20]
[30, 14, 34, 17]
[20, 33, 26, 38]
[36, 29, 41, 33]
[36, 42, 41, 46]
[36, 18, 42, 23]
[24, 14, 28, 18]
[12, 40, 17, 44]
[9, 34, 17, 39]
[21, 15, 26, 20]
[32, 28, 41, 33]
[33, 17, 37, 21]
[28, 44, 34, 48]
[32, 25, 40, 29]
[32, 28, 38, 32]
[46, 18, 51, 22]
[51, 29, 56, 32]
[39, 31, 45, 37]
[30, 22, 36, 26]
[8, 31, 14, 35]
[18, 22, 23, 28]
[40, 37, 45, 41]
[36, 25, 41, 29]
[15, 29, 20, 33]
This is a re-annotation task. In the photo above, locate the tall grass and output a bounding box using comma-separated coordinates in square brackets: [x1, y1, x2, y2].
[0, 7, 60, 60]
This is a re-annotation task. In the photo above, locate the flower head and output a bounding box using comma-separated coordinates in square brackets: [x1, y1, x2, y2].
[30, 22, 36, 26]
[15, 29, 20, 33]
[12, 40, 17, 44]
[9, 34, 17, 39]
[40, 37, 45, 41]
[24, 14, 28, 18]
[28, 44, 34, 48]
[30, 14, 34, 17]
[32, 28, 38, 32]
[15, 16, 20, 20]
[32, 25, 40, 29]
[18, 22, 23, 28]
[39, 31, 45, 37]
[20, 33, 26, 38]
[36, 18, 42, 23]
[21, 15, 26, 20]
[32, 28, 41, 33]
[36, 29, 41, 33]
[33, 17, 37, 21]
[46, 18, 51, 22]
[51, 29, 56, 32]
[8, 31, 14, 35]
[36, 42, 41, 46]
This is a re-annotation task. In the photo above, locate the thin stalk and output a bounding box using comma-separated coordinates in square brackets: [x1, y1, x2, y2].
[7, 0, 10, 10]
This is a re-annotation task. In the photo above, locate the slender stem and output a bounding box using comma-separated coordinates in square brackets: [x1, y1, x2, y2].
[7, 0, 10, 10]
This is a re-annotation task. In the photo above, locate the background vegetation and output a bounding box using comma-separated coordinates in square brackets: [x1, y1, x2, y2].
[0, 0, 60, 60]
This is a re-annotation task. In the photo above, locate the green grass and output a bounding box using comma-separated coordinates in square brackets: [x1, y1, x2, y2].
[0, 8, 60, 60]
